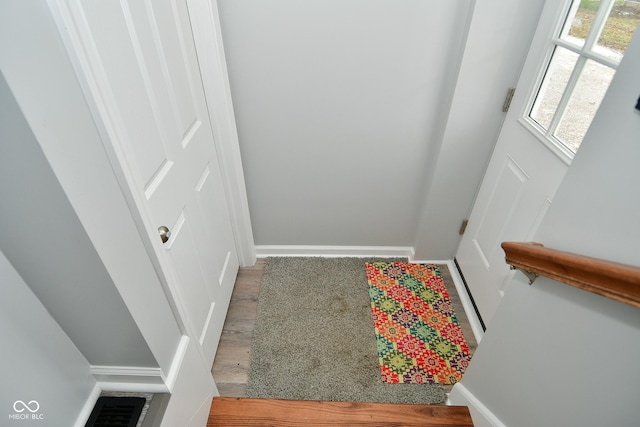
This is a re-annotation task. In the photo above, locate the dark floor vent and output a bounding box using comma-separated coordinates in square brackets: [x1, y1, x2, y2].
[85, 396, 146, 427]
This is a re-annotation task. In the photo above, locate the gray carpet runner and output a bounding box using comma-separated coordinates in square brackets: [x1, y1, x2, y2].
[245, 257, 447, 404]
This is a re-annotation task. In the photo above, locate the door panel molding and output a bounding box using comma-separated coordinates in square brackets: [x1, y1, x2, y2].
[472, 156, 529, 271]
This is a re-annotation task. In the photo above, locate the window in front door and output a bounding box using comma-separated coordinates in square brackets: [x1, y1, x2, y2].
[526, 0, 639, 161]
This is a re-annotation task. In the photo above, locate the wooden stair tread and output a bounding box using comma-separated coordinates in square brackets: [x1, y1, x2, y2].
[208, 397, 473, 426]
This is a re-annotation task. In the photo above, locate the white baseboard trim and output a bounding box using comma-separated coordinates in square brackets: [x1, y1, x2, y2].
[89, 336, 190, 394]
[90, 365, 168, 393]
[95, 381, 168, 394]
[449, 383, 505, 427]
[74, 383, 101, 427]
[408, 258, 450, 264]
[255, 245, 415, 259]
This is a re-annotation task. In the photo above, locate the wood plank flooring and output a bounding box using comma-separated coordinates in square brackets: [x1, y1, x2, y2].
[211, 258, 265, 396]
[211, 259, 478, 396]
[208, 397, 474, 426]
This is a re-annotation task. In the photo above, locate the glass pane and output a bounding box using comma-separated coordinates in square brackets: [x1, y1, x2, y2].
[554, 59, 614, 152]
[564, 0, 599, 48]
[530, 47, 579, 131]
[596, 2, 640, 61]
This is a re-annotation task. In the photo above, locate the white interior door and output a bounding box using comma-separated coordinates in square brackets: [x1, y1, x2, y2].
[64, 0, 239, 364]
[455, 1, 574, 327]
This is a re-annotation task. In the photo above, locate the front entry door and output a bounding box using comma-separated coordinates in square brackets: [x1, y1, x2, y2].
[455, 1, 573, 327]
[66, 0, 239, 364]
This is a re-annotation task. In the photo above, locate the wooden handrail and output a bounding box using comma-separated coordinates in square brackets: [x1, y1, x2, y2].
[502, 242, 640, 309]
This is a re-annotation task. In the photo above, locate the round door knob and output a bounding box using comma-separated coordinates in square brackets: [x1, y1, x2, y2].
[158, 226, 171, 244]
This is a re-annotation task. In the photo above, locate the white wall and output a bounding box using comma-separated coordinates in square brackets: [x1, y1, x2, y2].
[451, 27, 640, 427]
[0, 249, 96, 425]
[219, 0, 470, 247]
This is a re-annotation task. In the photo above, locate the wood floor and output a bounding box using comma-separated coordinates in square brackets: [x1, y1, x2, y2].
[208, 397, 473, 426]
[211, 258, 265, 396]
[211, 258, 478, 396]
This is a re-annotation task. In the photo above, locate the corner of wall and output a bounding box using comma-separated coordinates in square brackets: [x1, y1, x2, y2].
[449, 383, 505, 427]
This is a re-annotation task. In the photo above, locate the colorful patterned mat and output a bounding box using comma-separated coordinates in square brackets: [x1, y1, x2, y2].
[365, 262, 471, 385]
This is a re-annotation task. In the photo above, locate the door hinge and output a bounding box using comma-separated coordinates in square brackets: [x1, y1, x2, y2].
[502, 87, 516, 112]
[459, 219, 469, 235]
